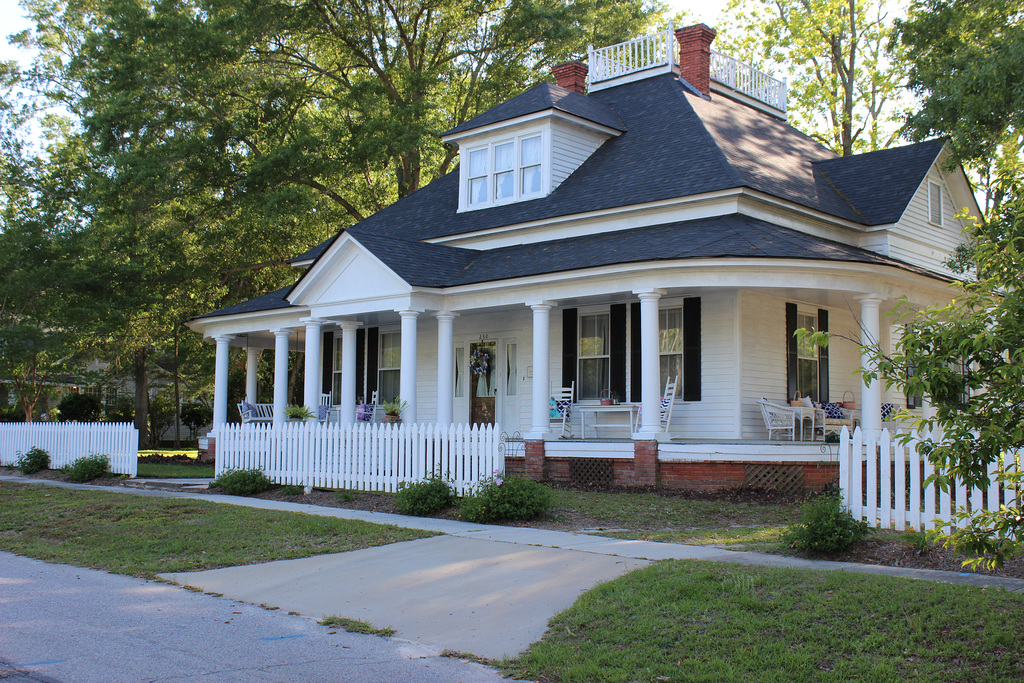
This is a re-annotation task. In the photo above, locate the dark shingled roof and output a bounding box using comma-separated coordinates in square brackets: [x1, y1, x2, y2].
[442, 82, 626, 137]
[360, 214, 942, 287]
[205, 73, 949, 321]
[193, 284, 297, 320]
[813, 139, 946, 225]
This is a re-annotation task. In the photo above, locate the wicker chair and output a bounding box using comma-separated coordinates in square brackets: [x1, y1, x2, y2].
[759, 397, 796, 440]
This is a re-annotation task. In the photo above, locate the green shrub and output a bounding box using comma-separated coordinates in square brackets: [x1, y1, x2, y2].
[64, 454, 110, 482]
[15, 447, 50, 474]
[459, 474, 552, 523]
[280, 484, 305, 496]
[211, 468, 273, 496]
[396, 476, 456, 516]
[57, 392, 103, 422]
[785, 493, 870, 554]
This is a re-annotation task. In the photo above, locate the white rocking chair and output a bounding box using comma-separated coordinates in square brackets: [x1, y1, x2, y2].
[633, 376, 679, 433]
[552, 382, 575, 438]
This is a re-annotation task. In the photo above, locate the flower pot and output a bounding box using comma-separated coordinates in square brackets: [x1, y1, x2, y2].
[384, 414, 401, 424]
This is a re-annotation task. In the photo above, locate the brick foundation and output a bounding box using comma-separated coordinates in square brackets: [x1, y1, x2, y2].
[524, 439, 546, 481]
[506, 452, 838, 493]
[633, 440, 660, 486]
[200, 437, 216, 464]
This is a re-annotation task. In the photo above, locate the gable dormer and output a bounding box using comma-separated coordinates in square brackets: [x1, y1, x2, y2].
[441, 80, 625, 212]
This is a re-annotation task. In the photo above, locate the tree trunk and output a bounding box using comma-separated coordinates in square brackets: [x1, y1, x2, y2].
[173, 326, 181, 448]
[134, 347, 150, 448]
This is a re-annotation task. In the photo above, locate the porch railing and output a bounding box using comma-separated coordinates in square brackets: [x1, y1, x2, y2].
[0, 422, 139, 476]
[709, 50, 787, 113]
[839, 426, 1018, 536]
[214, 421, 502, 494]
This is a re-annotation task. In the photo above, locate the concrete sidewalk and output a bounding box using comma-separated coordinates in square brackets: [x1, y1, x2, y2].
[4, 474, 1024, 659]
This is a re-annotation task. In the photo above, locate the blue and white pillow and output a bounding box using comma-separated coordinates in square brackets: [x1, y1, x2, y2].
[240, 399, 254, 415]
[819, 402, 844, 420]
[881, 403, 896, 421]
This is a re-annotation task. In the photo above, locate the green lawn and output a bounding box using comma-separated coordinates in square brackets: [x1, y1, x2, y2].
[543, 487, 798, 549]
[0, 482, 433, 578]
[137, 462, 215, 478]
[504, 560, 1024, 682]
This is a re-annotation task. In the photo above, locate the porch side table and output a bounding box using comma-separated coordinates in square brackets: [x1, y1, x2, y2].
[576, 403, 640, 439]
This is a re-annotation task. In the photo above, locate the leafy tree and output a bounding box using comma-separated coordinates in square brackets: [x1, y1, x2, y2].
[896, 0, 1024, 211]
[57, 391, 102, 422]
[862, 184, 1024, 567]
[720, 0, 906, 155]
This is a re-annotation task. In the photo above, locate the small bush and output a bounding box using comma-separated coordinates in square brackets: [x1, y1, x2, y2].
[396, 476, 456, 516]
[16, 447, 50, 474]
[336, 490, 358, 503]
[64, 454, 110, 482]
[459, 474, 552, 523]
[58, 392, 103, 422]
[785, 493, 869, 554]
[280, 484, 305, 496]
[211, 468, 273, 496]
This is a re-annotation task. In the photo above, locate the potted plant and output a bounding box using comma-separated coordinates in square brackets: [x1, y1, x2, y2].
[285, 404, 315, 421]
[379, 397, 408, 424]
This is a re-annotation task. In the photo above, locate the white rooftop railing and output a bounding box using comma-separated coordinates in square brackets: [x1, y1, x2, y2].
[589, 26, 676, 90]
[709, 49, 787, 113]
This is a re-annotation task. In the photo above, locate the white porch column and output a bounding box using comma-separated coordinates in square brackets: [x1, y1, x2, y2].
[271, 328, 291, 426]
[858, 295, 884, 433]
[213, 335, 233, 428]
[302, 318, 323, 418]
[399, 310, 419, 423]
[245, 346, 259, 404]
[636, 289, 665, 437]
[339, 321, 359, 424]
[528, 302, 555, 439]
[436, 312, 457, 426]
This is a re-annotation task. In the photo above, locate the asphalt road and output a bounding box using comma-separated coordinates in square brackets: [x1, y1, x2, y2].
[0, 552, 512, 683]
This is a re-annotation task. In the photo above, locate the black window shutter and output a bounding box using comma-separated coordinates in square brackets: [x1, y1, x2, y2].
[786, 302, 798, 400]
[321, 331, 334, 396]
[683, 297, 702, 402]
[630, 302, 641, 402]
[562, 308, 577, 395]
[610, 304, 627, 401]
[817, 309, 829, 403]
[366, 327, 379, 397]
[355, 328, 366, 402]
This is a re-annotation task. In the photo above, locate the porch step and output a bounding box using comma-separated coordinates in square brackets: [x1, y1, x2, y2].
[123, 478, 213, 492]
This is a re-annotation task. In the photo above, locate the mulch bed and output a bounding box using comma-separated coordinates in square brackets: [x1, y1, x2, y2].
[4, 465, 1022, 579]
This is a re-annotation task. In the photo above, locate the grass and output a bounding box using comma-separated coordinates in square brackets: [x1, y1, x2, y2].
[504, 560, 1024, 682]
[136, 462, 215, 478]
[544, 487, 799, 549]
[0, 482, 434, 579]
[319, 615, 396, 638]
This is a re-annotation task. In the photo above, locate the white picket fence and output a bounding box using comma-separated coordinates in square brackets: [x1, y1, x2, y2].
[838, 426, 1018, 534]
[214, 421, 503, 494]
[0, 422, 139, 477]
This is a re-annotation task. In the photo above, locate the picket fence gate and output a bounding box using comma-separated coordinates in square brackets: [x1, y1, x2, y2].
[214, 421, 502, 494]
[0, 422, 139, 476]
[838, 426, 1018, 534]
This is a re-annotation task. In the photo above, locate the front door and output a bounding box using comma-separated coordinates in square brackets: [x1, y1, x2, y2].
[469, 340, 497, 425]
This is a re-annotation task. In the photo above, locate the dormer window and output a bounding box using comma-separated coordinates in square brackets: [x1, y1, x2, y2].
[464, 131, 546, 210]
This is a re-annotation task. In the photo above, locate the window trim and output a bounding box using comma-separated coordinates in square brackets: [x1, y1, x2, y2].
[378, 330, 401, 402]
[658, 307, 684, 397]
[578, 310, 611, 400]
[460, 128, 547, 211]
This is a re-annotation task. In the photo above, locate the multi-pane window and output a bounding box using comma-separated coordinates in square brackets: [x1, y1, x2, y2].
[578, 313, 610, 399]
[465, 133, 544, 208]
[659, 308, 683, 396]
[797, 312, 819, 401]
[379, 332, 401, 402]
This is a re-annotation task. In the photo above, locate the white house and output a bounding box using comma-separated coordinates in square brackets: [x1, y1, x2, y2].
[187, 25, 979, 490]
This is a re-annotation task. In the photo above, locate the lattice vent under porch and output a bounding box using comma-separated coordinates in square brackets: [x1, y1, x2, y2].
[570, 458, 614, 487]
[743, 464, 804, 496]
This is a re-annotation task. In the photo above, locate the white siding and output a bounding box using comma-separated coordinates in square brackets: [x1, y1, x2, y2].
[888, 170, 969, 276]
[550, 122, 607, 190]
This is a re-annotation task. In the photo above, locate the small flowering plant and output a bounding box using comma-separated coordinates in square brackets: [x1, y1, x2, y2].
[458, 472, 552, 523]
[469, 348, 491, 375]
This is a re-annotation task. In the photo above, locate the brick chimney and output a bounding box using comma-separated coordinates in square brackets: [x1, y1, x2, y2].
[675, 24, 718, 96]
[552, 61, 588, 94]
